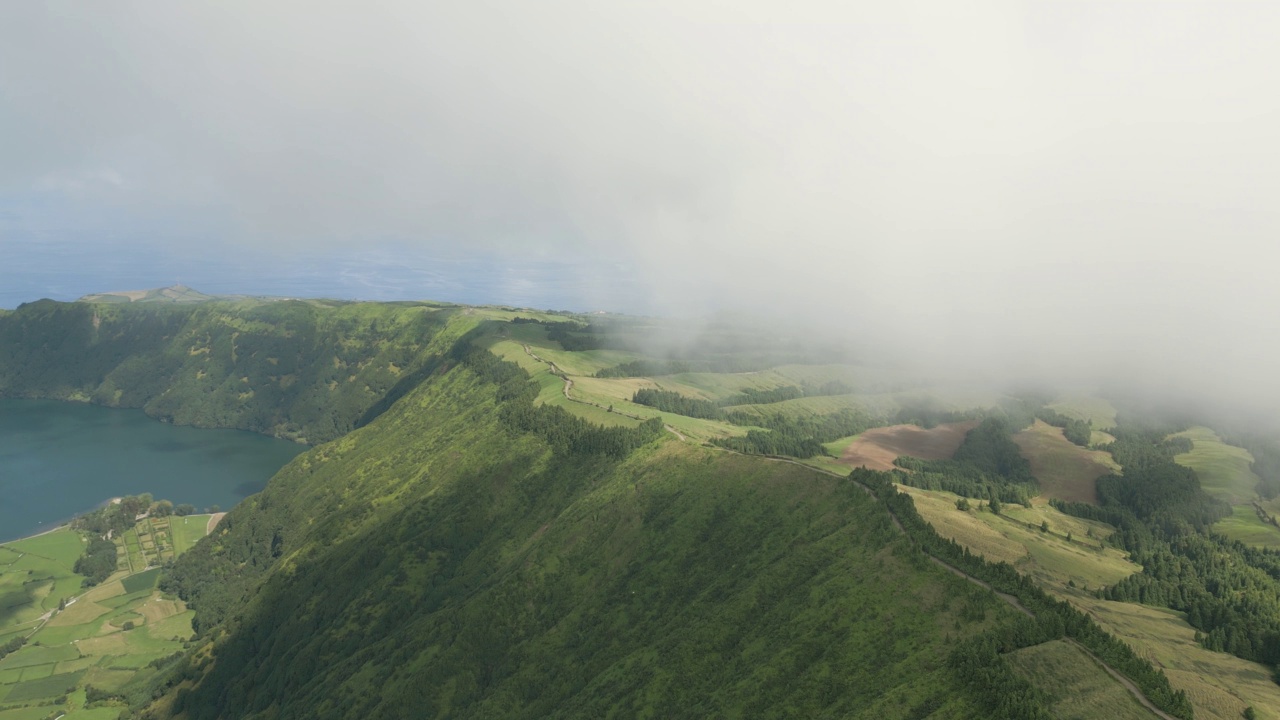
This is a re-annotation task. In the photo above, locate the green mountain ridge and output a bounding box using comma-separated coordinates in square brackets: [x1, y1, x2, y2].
[0, 298, 1184, 718]
[0, 297, 459, 444]
[157, 362, 1015, 718]
[78, 284, 233, 304]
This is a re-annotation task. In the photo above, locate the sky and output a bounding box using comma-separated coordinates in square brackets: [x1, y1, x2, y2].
[2, 1, 1279, 408]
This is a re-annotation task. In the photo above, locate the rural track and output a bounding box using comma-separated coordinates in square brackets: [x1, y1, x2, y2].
[753, 457, 1171, 718]
[206, 512, 227, 535]
[520, 344, 687, 441]
[926, 556, 1033, 618]
[1066, 639, 1180, 720]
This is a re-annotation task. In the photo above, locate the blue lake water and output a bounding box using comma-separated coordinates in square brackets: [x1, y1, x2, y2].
[0, 398, 306, 542]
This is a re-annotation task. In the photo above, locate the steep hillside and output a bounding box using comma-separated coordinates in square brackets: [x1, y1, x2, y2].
[147, 351, 1021, 719]
[0, 300, 1195, 718]
[0, 298, 461, 443]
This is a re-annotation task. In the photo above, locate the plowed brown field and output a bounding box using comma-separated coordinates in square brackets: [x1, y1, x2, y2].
[838, 421, 978, 470]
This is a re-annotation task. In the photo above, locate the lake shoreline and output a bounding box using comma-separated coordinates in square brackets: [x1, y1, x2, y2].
[0, 398, 302, 543]
[0, 496, 123, 545]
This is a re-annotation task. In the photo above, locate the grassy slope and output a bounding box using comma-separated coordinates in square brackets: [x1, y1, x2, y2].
[1171, 427, 1280, 549]
[1065, 589, 1280, 720]
[905, 483, 1280, 719]
[899, 486, 1137, 591]
[1009, 639, 1155, 720]
[153, 360, 1023, 720]
[0, 516, 214, 716]
[393, 321, 1280, 718]
[0, 531, 87, 630]
[480, 328, 745, 442]
[1048, 395, 1119, 430]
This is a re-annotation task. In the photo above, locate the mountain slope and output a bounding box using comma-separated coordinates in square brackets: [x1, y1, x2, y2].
[150, 349, 1020, 719]
[0, 299, 1179, 718]
[0, 298, 458, 443]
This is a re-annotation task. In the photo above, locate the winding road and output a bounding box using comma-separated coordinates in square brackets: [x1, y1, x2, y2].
[521, 344, 686, 441]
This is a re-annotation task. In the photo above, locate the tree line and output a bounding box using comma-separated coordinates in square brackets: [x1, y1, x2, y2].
[631, 389, 723, 420]
[70, 493, 203, 586]
[632, 383, 857, 420]
[462, 344, 665, 459]
[892, 417, 1039, 507]
[1221, 432, 1280, 500]
[853, 468, 1194, 719]
[1035, 408, 1092, 446]
[1055, 419, 1280, 676]
[711, 409, 878, 458]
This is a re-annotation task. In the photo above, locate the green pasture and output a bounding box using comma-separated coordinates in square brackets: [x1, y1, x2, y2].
[1215, 506, 1280, 550]
[1066, 588, 1280, 720]
[900, 485, 1136, 592]
[120, 569, 159, 595]
[1047, 394, 1118, 430]
[646, 370, 790, 401]
[905, 481, 1280, 720]
[0, 529, 86, 628]
[0, 581, 194, 713]
[487, 321, 645, 378]
[1172, 427, 1259, 504]
[0, 513, 208, 717]
[3, 669, 85, 702]
[1009, 639, 1155, 719]
[770, 363, 905, 392]
[62, 709, 123, 720]
[720, 393, 864, 419]
[169, 515, 212, 555]
[1171, 427, 1280, 548]
[484, 333, 748, 440]
[2, 531, 85, 564]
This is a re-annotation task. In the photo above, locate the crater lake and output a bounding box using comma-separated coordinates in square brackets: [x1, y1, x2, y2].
[0, 398, 306, 541]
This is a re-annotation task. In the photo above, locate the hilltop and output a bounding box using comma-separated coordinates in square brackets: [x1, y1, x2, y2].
[78, 285, 228, 304]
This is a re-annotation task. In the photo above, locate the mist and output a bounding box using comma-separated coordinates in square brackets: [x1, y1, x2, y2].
[2, 1, 1278, 414]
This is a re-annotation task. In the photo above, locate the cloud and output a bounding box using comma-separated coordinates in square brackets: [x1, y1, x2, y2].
[34, 168, 125, 194]
[2, 1, 1279, 410]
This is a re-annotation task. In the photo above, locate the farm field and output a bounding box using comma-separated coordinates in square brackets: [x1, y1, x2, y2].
[895, 483, 1274, 719]
[836, 421, 977, 470]
[0, 529, 88, 630]
[900, 485, 1137, 591]
[0, 514, 213, 718]
[1173, 427, 1261, 504]
[1008, 639, 1155, 719]
[481, 331, 748, 442]
[1012, 420, 1119, 504]
[168, 515, 213, 556]
[1065, 588, 1280, 720]
[1171, 427, 1280, 548]
[904, 483, 1280, 720]
[1047, 395, 1118, 430]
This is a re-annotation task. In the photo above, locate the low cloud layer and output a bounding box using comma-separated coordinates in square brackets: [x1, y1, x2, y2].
[3, 1, 1278, 411]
